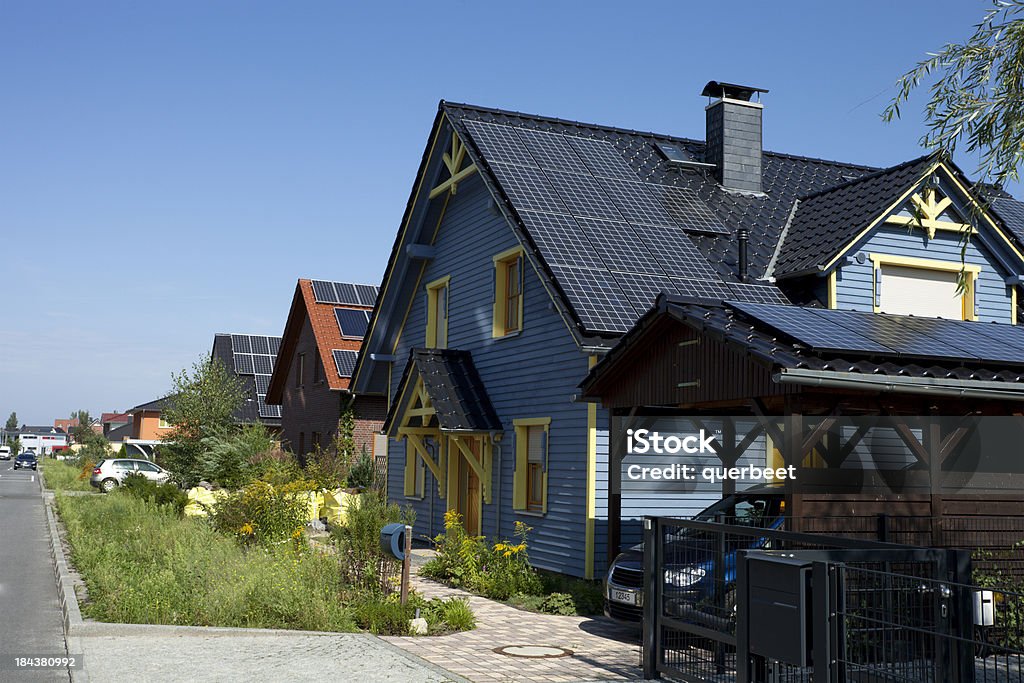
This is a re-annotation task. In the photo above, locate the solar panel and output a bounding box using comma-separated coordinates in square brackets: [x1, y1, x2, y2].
[575, 218, 664, 276]
[461, 120, 537, 167]
[311, 280, 337, 303]
[890, 315, 1024, 364]
[610, 274, 679, 312]
[268, 337, 281, 355]
[728, 302, 895, 354]
[333, 349, 358, 378]
[951, 319, 1024, 361]
[254, 375, 270, 394]
[630, 223, 721, 280]
[543, 170, 623, 221]
[564, 136, 638, 180]
[727, 282, 792, 305]
[516, 129, 583, 174]
[546, 264, 638, 333]
[328, 282, 353, 305]
[252, 355, 274, 375]
[335, 308, 369, 338]
[809, 309, 973, 359]
[257, 398, 281, 419]
[673, 278, 737, 300]
[251, 335, 270, 355]
[355, 284, 378, 307]
[518, 211, 603, 269]
[233, 353, 254, 375]
[230, 334, 252, 354]
[601, 179, 678, 228]
[647, 184, 729, 235]
[489, 163, 569, 215]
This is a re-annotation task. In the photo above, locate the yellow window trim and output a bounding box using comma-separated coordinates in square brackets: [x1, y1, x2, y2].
[492, 246, 526, 339]
[512, 418, 550, 515]
[425, 275, 450, 349]
[1013, 287, 1018, 325]
[584, 354, 598, 580]
[868, 253, 980, 320]
[827, 270, 837, 309]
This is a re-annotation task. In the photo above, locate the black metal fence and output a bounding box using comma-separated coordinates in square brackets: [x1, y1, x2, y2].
[642, 516, 1024, 682]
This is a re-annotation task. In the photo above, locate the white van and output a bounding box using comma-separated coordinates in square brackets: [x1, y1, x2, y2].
[0, 446, 10, 460]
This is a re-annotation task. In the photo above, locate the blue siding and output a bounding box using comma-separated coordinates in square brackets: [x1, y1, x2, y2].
[386, 174, 602, 578]
[834, 226, 1012, 323]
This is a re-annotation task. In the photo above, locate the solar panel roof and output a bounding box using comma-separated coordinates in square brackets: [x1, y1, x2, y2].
[333, 349, 359, 378]
[728, 301, 1024, 365]
[335, 308, 370, 339]
[310, 280, 379, 307]
[228, 334, 283, 420]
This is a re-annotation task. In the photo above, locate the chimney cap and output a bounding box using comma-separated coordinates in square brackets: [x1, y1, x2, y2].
[701, 81, 769, 101]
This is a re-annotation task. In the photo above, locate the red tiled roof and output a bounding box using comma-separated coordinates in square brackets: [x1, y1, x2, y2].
[266, 279, 372, 402]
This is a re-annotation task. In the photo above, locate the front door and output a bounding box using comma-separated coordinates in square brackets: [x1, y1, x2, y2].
[454, 437, 482, 537]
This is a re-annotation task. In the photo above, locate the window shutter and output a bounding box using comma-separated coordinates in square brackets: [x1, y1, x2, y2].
[541, 427, 549, 513]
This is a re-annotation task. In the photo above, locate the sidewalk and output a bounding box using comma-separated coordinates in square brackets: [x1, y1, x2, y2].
[384, 569, 642, 683]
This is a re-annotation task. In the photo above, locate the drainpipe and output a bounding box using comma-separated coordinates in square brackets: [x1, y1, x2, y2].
[737, 227, 749, 283]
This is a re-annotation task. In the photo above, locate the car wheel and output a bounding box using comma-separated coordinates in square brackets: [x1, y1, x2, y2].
[101, 478, 118, 493]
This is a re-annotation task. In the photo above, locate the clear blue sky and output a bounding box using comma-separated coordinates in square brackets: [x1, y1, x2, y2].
[0, 1, 1008, 425]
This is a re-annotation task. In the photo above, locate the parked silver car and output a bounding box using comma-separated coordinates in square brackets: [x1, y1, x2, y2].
[90, 458, 170, 492]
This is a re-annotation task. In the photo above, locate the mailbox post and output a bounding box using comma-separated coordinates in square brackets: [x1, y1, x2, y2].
[400, 524, 412, 605]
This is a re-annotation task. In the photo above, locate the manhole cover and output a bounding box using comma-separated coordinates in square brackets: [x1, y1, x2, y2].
[493, 645, 574, 659]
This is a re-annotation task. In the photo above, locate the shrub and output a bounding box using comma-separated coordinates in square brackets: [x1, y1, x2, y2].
[431, 596, 476, 631]
[538, 592, 577, 616]
[346, 447, 376, 490]
[331, 488, 414, 591]
[198, 425, 273, 489]
[120, 473, 189, 516]
[350, 592, 414, 635]
[423, 515, 542, 600]
[250, 447, 303, 486]
[209, 481, 309, 546]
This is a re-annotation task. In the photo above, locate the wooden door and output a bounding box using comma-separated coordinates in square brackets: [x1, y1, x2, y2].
[456, 438, 482, 537]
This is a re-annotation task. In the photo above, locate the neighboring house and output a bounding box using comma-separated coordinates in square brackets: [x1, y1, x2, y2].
[100, 412, 132, 437]
[353, 81, 1024, 579]
[265, 279, 387, 460]
[210, 333, 283, 430]
[19, 426, 69, 454]
[129, 397, 174, 440]
[53, 418, 78, 435]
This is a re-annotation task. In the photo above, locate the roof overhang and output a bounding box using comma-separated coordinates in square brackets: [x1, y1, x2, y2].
[775, 367, 1024, 402]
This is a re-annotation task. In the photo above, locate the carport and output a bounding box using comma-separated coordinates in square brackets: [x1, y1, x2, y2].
[580, 295, 1024, 562]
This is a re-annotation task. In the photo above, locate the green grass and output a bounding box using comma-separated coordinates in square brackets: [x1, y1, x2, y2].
[42, 459, 95, 492]
[55, 492, 356, 631]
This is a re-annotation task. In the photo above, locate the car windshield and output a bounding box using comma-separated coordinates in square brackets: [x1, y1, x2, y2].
[693, 492, 782, 528]
[19, 453, 35, 459]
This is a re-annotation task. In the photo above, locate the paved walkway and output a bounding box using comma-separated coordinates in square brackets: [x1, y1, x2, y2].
[383, 574, 642, 683]
[72, 628, 461, 683]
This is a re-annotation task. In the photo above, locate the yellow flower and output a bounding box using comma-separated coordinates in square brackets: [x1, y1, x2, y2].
[239, 522, 255, 536]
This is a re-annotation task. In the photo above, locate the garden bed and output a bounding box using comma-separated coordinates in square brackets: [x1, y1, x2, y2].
[54, 486, 474, 635]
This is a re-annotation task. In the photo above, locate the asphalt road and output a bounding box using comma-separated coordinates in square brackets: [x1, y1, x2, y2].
[0, 460, 70, 682]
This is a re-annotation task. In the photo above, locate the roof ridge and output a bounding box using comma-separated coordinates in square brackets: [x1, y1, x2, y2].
[796, 152, 939, 203]
[441, 100, 881, 173]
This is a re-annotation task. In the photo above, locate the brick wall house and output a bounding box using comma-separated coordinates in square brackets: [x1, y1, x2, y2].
[266, 279, 384, 460]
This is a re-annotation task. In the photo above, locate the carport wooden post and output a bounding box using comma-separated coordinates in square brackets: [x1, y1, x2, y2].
[400, 524, 412, 606]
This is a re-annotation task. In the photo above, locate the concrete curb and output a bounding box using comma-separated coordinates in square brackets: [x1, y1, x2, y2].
[39, 467, 90, 683]
[38, 470, 467, 683]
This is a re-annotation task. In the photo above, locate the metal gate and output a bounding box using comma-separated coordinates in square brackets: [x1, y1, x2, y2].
[641, 516, 976, 682]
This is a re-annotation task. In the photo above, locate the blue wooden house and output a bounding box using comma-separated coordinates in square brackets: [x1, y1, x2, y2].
[352, 81, 1024, 579]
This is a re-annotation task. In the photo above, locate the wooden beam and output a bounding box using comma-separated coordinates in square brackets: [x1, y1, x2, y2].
[429, 164, 478, 199]
[406, 433, 444, 485]
[750, 398, 786, 447]
[801, 416, 837, 456]
[398, 427, 441, 436]
[452, 435, 491, 503]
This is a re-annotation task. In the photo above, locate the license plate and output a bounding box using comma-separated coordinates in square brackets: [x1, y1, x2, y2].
[611, 589, 638, 606]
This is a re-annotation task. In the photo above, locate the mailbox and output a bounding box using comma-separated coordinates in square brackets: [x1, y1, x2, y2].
[747, 555, 813, 667]
[380, 523, 407, 561]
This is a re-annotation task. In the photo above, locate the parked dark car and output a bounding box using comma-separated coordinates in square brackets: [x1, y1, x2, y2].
[13, 452, 38, 471]
[604, 483, 786, 623]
